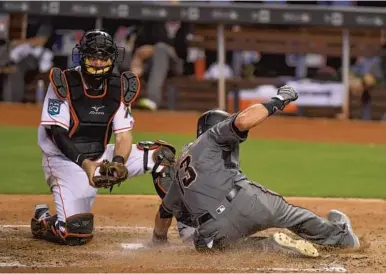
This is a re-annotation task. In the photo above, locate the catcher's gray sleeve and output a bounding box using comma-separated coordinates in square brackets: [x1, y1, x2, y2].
[209, 114, 249, 145]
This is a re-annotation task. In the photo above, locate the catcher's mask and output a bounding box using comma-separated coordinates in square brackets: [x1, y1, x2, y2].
[196, 109, 231, 137]
[73, 29, 124, 80]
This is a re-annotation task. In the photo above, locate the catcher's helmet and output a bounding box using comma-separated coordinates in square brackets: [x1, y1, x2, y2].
[73, 29, 122, 80]
[197, 109, 231, 137]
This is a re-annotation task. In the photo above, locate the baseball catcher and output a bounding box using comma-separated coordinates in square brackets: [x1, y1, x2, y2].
[152, 85, 360, 256]
[31, 29, 178, 246]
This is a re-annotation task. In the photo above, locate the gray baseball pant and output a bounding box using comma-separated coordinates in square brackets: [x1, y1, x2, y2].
[194, 180, 349, 251]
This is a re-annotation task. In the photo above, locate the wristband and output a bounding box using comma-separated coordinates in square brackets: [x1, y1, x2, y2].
[76, 154, 86, 167]
[262, 98, 285, 116]
[112, 155, 125, 164]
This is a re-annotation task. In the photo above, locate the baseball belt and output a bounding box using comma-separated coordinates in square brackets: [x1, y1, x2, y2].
[197, 184, 242, 226]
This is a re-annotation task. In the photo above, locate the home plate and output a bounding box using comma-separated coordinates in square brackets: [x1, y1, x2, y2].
[121, 243, 146, 250]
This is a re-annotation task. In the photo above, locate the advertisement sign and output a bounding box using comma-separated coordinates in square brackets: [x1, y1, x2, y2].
[228, 80, 345, 112]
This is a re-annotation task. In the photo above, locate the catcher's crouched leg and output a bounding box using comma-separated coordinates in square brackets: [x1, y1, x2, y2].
[137, 140, 176, 198]
[31, 213, 94, 246]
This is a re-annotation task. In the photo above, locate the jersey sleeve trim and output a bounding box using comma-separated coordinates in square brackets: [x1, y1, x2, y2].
[230, 114, 249, 140]
[113, 127, 132, 134]
[41, 120, 69, 130]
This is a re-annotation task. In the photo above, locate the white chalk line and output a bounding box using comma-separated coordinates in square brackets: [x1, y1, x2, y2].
[237, 266, 347, 273]
[0, 256, 26, 267]
[0, 262, 25, 267]
[146, 265, 347, 273]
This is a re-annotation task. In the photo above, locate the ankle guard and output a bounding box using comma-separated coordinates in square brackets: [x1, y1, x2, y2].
[31, 213, 94, 246]
[31, 214, 59, 241]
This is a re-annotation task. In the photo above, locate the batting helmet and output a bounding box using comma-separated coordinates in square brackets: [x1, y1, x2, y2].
[196, 109, 231, 137]
[73, 29, 122, 80]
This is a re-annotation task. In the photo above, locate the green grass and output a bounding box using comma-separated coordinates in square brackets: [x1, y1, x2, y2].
[1, 126, 385, 198]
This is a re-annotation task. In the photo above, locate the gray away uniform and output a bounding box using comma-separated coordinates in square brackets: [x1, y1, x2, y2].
[163, 114, 353, 251]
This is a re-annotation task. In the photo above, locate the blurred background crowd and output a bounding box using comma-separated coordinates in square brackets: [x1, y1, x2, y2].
[0, 0, 386, 120]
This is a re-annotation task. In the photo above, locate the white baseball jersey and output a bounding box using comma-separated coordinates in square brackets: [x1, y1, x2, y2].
[36, 67, 158, 223]
[37, 69, 134, 157]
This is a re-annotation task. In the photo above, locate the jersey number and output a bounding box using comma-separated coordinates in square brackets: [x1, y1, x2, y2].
[179, 155, 197, 188]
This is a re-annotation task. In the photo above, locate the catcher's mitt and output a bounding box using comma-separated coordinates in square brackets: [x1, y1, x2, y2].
[93, 160, 128, 189]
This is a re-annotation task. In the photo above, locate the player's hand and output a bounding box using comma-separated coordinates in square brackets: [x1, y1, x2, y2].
[177, 221, 195, 244]
[273, 85, 299, 110]
[82, 159, 101, 187]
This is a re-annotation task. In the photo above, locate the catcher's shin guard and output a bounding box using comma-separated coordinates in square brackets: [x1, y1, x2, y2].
[31, 213, 94, 246]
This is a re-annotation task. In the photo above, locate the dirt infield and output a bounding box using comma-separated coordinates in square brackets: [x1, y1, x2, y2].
[0, 103, 385, 273]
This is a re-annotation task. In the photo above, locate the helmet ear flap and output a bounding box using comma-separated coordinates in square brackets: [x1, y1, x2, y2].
[196, 126, 203, 138]
[196, 112, 211, 138]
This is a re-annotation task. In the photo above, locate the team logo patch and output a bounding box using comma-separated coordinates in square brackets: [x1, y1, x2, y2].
[47, 99, 62, 116]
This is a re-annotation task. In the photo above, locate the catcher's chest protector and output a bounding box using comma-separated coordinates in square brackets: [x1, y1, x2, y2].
[64, 69, 121, 159]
